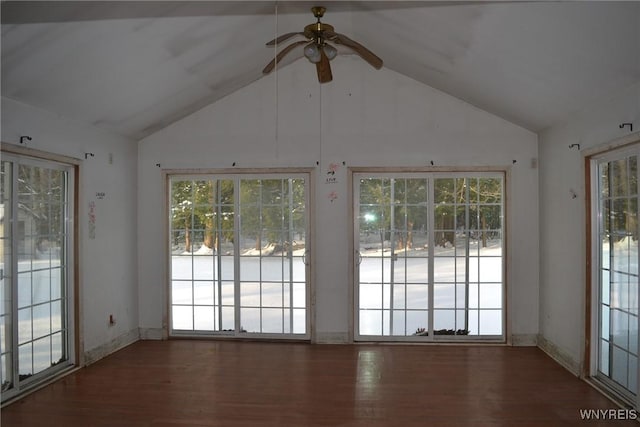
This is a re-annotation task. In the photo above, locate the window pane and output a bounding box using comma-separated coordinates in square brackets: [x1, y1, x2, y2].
[240, 308, 260, 332]
[434, 258, 455, 283]
[292, 283, 305, 308]
[18, 343, 32, 377]
[406, 311, 428, 334]
[171, 281, 192, 305]
[32, 303, 50, 340]
[479, 310, 502, 335]
[479, 284, 502, 309]
[611, 159, 629, 197]
[612, 345, 629, 387]
[293, 309, 306, 334]
[32, 270, 50, 305]
[261, 308, 283, 333]
[18, 308, 31, 345]
[600, 340, 611, 376]
[193, 257, 214, 280]
[360, 310, 382, 335]
[262, 283, 284, 308]
[406, 285, 428, 310]
[172, 306, 193, 330]
[49, 301, 62, 336]
[360, 284, 383, 309]
[479, 178, 502, 203]
[434, 309, 455, 330]
[32, 336, 51, 375]
[434, 284, 455, 308]
[193, 282, 214, 306]
[17, 273, 31, 308]
[240, 283, 260, 307]
[51, 332, 63, 365]
[193, 306, 214, 331]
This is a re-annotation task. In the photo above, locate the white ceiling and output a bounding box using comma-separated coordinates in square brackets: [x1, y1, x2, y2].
[2, 1, 639, 140]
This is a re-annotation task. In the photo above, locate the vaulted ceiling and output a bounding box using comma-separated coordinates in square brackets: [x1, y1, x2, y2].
[2, 1, 639, 141]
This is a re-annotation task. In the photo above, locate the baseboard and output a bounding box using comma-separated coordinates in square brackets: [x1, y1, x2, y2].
[139, 327, 168, 340]
[83, 328, 140, 366]
[537, 334, 581, 376]
[510, 333, 538, 346]
[315, 332, 350, 344]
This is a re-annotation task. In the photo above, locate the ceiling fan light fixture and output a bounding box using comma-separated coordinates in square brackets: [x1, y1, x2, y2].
[263, 6, 383, 83]
[323, 43, 338, 60]
[304, 43, 322, 63]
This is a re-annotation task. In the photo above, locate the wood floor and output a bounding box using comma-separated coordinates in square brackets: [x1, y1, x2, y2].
[1, 340, 634, 426]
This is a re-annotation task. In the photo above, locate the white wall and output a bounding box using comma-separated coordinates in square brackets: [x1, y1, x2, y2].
[1, 97, 139, 363]
[539, 82, 640, 374]
[138, 56, 539, 343]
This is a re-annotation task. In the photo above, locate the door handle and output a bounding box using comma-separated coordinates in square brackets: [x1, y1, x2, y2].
[356, 250, 362, 266]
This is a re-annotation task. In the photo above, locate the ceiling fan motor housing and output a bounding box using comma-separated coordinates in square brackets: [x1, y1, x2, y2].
[304, 23, 334, 43]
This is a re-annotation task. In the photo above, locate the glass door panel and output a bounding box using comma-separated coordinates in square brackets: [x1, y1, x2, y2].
[1, 161, 14, 393]
[596, 154, 639, 401]
[1, 154, 74, 403]
[355, 173, 504, 341]
[356, 177, 432, 338]
[169, 175, 309, 338]
[16, 163, 69, 381]
[170, 178, 236, 333]
[238, 178, 306, 335]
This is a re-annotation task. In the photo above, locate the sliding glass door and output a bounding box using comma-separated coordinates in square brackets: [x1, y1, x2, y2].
[1, 153, 75, 402]
[169, 173, 310, 339]
[354, 172, 504, 341]
[592, 149, 639, 404]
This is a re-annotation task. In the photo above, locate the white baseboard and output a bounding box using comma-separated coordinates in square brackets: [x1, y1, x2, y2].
[83, 328, 140, 366]
[139, 327, 168, 340]
[537, 334, 581, 376]
[315, 332, 350, 344]
[510, 333, 538, 346]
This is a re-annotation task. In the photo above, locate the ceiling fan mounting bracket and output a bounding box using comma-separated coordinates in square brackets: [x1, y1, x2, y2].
[311, 6, 326, 19]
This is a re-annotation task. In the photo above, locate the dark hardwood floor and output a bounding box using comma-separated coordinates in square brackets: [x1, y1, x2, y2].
[1, 340, 634, 426]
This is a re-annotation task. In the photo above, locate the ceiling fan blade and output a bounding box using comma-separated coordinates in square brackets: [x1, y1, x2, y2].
[262, 40, 308, 74]
[266, 32, 306, 46]
[332, 32, 383, 70]
[316, 49, 333, 83]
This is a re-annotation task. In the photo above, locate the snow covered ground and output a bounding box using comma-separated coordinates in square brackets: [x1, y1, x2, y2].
[1, 258, 64, 383]
[169, 239, 505, 337]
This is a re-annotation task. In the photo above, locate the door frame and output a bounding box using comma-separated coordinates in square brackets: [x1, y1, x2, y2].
[348, 166, 508, 343]
[585, 132, 640, 408]
[164, 168, 315, 341]
[0, 143, 79, 404]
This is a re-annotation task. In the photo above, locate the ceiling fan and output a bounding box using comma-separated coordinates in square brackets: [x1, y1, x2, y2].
[262, 6, 383, 83]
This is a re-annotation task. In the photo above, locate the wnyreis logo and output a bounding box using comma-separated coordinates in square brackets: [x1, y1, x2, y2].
[579, 408, 638, 420]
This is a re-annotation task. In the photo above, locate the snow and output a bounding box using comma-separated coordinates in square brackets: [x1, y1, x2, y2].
[2, 259, 64, 381]
[190, 244, 214, 256]
[169, 239, 504, 337]
[600, 236, 639, 350]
